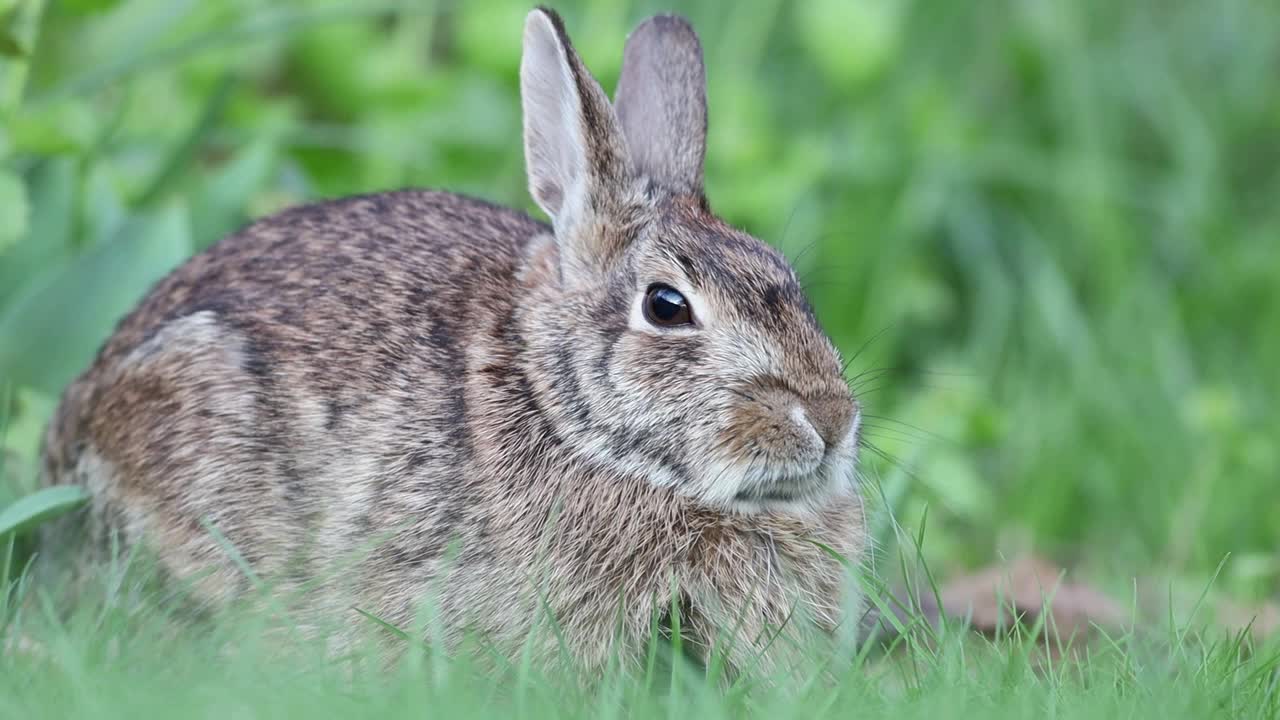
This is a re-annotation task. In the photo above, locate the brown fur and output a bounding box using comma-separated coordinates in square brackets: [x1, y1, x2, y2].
[39, 9, 867, 680]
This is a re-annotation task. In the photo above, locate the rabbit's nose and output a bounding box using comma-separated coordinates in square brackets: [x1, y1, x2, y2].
[803, 392, 858, 451]
[789, 406, 824, 451]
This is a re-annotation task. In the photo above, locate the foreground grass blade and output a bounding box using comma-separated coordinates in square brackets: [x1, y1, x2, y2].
[0, 484, 88, 538]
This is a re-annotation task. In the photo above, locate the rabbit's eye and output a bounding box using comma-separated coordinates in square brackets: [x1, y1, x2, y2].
[644, 284, 694, 327]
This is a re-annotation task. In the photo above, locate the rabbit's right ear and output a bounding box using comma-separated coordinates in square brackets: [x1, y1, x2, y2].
[613, 15, 707, 197]
[521, 7, 634, 279]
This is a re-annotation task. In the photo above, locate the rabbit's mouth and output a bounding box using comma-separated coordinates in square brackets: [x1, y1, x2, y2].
[732, 476, 828, 504]
[730, 452, 856, 506]
[720, 407, 861, 511]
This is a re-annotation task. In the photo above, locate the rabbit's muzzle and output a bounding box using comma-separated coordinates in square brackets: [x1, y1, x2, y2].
[712, 377, 860, 507]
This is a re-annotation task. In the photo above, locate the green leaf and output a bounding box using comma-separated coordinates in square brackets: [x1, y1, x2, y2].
[455, 1, 526, 78]
[80, 161, 128, 249]
[0, 168, 27, 253]
[796, 0, 904, 86]
[0, 202, 193, 395]
[0, 28, 25, 58]
[135, 71, 237, 208]
[0, 0, 24, 58]
[0, 158, 76, 309]
[191, 140, 276, 250]
[5, 99, 97, 154]
[0, 485, 88, 538]
[59, 0, 125, 15]
[0, 386, 54, 473]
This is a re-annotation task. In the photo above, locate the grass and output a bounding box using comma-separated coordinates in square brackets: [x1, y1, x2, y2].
[2, 538, 1279, 719]
[1, 0, 1279, 716]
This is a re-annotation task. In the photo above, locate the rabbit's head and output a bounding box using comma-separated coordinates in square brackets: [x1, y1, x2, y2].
[515, 9, 860, 512]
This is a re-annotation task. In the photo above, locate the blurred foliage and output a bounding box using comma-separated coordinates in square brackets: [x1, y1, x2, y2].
[0, 0, 1277, 597]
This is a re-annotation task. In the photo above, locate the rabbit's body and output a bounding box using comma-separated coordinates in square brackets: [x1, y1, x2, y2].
[41, 10, 867, 676]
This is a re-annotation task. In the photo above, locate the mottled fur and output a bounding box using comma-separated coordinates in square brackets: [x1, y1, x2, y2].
[39, 9, 867, 679]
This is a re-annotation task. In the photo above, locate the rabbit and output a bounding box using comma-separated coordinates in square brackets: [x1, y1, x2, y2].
[38, 7, 867, 679]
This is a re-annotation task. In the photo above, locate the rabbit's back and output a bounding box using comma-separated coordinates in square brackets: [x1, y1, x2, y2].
[41, 191, 548, 606]
[94, 190, 543, 388]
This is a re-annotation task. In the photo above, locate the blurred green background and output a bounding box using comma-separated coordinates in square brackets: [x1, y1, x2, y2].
[1, 0, 1277, 601]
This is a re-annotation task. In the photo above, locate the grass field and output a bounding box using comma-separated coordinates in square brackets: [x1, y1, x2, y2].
[2, 0, 1279, 716]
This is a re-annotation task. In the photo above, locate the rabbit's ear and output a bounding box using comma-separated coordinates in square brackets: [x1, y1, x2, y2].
[614, 15, 707, 197]
[521, 8, 631, 243]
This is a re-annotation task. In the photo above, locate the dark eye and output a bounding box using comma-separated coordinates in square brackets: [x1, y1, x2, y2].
[643, 284, 694, 327]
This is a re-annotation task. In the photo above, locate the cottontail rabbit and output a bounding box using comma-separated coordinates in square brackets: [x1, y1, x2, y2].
[40, 8, 866, 678]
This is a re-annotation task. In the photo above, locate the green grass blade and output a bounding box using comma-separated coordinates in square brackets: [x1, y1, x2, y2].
[0, 484, 88, 538]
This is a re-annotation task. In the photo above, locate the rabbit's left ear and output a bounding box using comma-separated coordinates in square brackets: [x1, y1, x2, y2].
[614, 15, 708, 197]
[521, 8, 629, 221]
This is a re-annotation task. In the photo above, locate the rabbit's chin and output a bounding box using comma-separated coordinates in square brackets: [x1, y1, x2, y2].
[691, 446, 860, 516]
